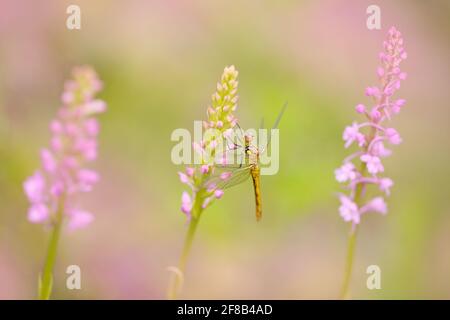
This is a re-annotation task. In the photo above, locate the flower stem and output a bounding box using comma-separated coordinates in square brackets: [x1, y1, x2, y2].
[38, 208, 63, 300]
[167, 201, 203, 299]
[340, 225, 358, 299]
[340, 160, 367, 300]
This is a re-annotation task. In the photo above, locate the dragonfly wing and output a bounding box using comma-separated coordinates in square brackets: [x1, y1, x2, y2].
[213, 146, 245, 167]
[221, 168, 251, 190]
[204, 165, 251, 191]
[272, 101, 288, 130]
[230, 122, 246, 147]
[263, 101, 288, 154]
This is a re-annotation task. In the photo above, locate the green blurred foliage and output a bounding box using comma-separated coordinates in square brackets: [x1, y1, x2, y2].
[0, 0, 449, 299]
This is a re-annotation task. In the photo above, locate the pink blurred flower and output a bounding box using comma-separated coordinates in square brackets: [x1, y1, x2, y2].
[178, 66, 240, 219]
[343, 122, 366, 148]
[214, 189, 224, 199]
[185, 167, 195, 177]
[379, 178, 394, 196]
[28, 203, 49, 223]
[181, 192, 193, 217]
[335, 27, 407, 226]
[178, 172, 189, 184]
[67, 209, 94, 231]
[365, 86, 380, 98]
[361, 197, 387, 215]
[355, 104, 366, 114]
[40, 149, 57, 173]
[335, 163, 357, 183]
[24, 171, 46, 204]
[23, 66, 106, 230]
[385, 128, 402, 145]
[360, 154, 384, 175]
[201, 164, 210, 174]
[77, 169, 100, 192]
[371, 141, 392, 158]
[339, 195, 360, 225]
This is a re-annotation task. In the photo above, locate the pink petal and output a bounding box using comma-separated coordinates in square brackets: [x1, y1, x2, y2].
[78, 169, 99, 184]
[181, 192, 192, 214]
[84, 118, 100, 136]
[201, 164, 210, 174]
[82, 100, 107, 115]
[186, 167, 195, 177]
[178, 172, 189, 184]
[24, 171, 46, 203]
[67, 210, 94, 230]
[28, 203, 49, 223]
[214, 189, 224, 199]
[41, 149, 57, 173]
[355, 104, 366, 114]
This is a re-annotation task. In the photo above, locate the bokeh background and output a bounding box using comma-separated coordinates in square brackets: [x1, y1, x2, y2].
[1, 0, 449, 299]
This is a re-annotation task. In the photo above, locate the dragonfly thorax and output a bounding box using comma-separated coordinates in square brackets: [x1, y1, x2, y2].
[243, 134, 259, 165]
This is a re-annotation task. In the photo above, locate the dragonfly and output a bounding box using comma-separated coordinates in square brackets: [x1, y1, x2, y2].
[205, 102, 287, 221]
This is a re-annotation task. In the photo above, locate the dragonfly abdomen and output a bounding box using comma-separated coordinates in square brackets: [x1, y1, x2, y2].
[250, 165, 262, 221]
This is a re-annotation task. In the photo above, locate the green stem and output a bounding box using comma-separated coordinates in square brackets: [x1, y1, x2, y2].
[167, 200, 203, 300]
[38, 207, 63, 300]
[340, 173, 365, 300]
[340, 128, 375, 300]
[340, 225, 358, 299]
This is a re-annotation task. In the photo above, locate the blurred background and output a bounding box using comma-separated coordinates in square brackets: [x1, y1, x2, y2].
[0, 0, 449, 299]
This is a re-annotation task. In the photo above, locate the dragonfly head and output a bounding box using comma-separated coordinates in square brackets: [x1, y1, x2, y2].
[244, 134, 259, 156]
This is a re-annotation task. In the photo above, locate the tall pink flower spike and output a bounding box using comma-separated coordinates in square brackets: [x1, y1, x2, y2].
[338, 27, 407, 300]
[168, 66, 239, 300]
[177, 65, 239, 221]
[23, 66, 106, 231]
[335, 27, 407, 228]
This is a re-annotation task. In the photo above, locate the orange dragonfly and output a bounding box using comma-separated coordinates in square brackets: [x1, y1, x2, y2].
[205, 103, 287, 221]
